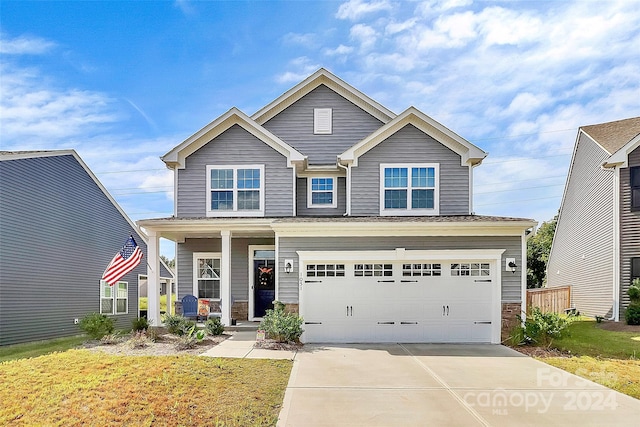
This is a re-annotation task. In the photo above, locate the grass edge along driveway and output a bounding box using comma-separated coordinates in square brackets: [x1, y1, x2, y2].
[0, 350, 292, 426]
[537, 320, 640, 400]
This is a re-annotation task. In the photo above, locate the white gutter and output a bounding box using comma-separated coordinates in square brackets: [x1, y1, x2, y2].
[613, 166, 620, 321]
[337, 161, 351, 216]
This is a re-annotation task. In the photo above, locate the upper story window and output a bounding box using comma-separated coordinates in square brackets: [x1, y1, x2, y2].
[631, 166, 640, 211]
[380, 163, 439, 216]
[206, 165, 264, 217]
[307, 177, 337, 208]
[314, 108, 332, 134]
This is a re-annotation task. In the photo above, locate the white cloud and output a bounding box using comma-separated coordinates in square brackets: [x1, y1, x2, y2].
[0, 34, 56, 54]
[324, 44, 354, 56]
[283, 32, 318, 48]
[350, 23, 377, 51]
[275, 57, 321, 83]
[174, 0, 196, 16]
[336, 0, 393, 21]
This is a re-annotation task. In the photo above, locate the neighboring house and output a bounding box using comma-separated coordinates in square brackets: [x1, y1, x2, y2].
[547, 117, 640, 320]
[0, 150, 173, 346]
[139, 69, 535, 344]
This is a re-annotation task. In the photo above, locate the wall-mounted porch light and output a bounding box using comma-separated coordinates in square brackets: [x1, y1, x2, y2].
[284, 259, 294, 274]
[506, 258, 517, 274]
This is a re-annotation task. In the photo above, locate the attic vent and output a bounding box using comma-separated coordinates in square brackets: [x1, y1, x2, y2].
[314, 108, 332, 134]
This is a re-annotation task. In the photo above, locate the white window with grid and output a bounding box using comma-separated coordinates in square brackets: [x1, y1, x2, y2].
[206, 165, 264, 217]
[307, 177, 337, 208]
[193, 253, 221, 299]
[380, 163, 439, 216]
[100, 280, 128, 315]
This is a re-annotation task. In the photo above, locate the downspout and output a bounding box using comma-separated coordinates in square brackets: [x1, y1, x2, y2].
[601, 162, 619, 321]
[337, 161, 351, 216]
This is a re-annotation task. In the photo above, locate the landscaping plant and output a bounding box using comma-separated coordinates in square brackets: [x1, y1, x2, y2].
[78, 312, 115, 340]
[626, 279, 640, 325]
[512, 307, 571, 347]
[205, 317, 225, 336]
[259, 301, 304, 343]
[175, 324, 206, 350]
[131, 317, 149, 332]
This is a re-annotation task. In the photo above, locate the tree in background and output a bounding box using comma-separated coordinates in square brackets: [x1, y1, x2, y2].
[527, 215, 557, 289]
[160, 255, 175, 270]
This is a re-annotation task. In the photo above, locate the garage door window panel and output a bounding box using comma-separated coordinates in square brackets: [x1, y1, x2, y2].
[451, 263, 490, 276]
[306, 264, 345, 277]
[355, 264, 393, 277]
[403, 263, 442, 277]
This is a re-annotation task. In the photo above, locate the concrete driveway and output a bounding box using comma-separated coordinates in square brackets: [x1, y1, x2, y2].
[277, 344, 640, 427]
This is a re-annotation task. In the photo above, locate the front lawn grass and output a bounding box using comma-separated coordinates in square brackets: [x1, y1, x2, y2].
[0, 335, 88, 362]
[536, 320, 640, 400]
[0, 350, 292, 426]
[551, 320, 640, 359]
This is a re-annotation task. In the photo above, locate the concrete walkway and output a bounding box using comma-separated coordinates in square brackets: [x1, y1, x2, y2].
[200, 330, 297, 360]
[277, 344, 640, 427]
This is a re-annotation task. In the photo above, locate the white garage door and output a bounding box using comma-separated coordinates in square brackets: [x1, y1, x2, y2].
[299, 253, 500, 344]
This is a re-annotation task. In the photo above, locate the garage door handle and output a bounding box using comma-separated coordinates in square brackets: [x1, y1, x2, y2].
[400, 321, 418, 325]
[305, 280, 323, 283]
[474, 279, 492, 282]
[377, 280, 395, 283]
[400, 280, 418, 283]
[474, 321, 492, 324]
[304, 322, 322, 325]
[377, 321, 395, 325]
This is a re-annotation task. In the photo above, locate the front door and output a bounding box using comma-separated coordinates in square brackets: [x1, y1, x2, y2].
[252, 249, 276, 318]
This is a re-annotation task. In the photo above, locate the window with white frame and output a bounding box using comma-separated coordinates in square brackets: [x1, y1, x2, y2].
[100, 280, 128, 315]
[314, 108, 332, 134]
[380, 164, 439, 215]
[354, 263, 393, 277]
[450, 263, 490, 276]
[307, 177, 337, 208]
[306, 264, 345, 277]
[206, 165, 264, 216]
[194, 254, 221, 299]
[402, 263, 442, 276]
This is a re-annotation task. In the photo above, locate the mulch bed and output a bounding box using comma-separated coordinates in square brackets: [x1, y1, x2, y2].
[253, 339, 303, 351]
[82, 333, 230, 356]
[595, 321, 640, 332]
[508, 345, 572, 358]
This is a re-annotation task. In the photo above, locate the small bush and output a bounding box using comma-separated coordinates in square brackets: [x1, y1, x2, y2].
[146, 326, 160, 342]
[100, 334, 123, 345]
[259, 302, 304, 343]
[128, 331, 151, 349]
[162, 313, 194, 336]
[131, 317, 149, 332]
[205, 317, 224, 336]
[625, 304, 640, 325]
[174, 324, 206, 350]
[628, 279, 640, 303]
[512, 307, 571, 347]
[78, 313, 115, 340]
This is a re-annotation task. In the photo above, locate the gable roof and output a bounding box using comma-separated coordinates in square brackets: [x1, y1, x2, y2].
[0, 149, 148, 243]
[251, 68, 396, 125]
[581, 117, 640, 155]
[161, 107, 306, 169]
[338, 107, 487, 166]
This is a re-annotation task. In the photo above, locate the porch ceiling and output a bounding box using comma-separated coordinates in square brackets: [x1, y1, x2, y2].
[136, 217, 276, 241]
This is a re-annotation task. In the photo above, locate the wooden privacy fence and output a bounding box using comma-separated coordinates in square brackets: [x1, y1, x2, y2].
[526, 286, 571, 315]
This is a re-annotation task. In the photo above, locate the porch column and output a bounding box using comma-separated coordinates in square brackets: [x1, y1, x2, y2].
[147, 230, 161, 326]
[221, 230, 232, 326]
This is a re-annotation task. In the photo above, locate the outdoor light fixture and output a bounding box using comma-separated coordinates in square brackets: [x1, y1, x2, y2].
[508, 260, 517, 273]
[284, 259, 294, 274]
[505, 258, 517, 274]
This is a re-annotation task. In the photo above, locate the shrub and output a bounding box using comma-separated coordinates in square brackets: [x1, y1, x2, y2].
[512, 308, 570, 347]
[628, 279, 640, 303]
[175, 324, 206, 350]
[205, 317, 224, 336]
[128, 331, 152, 349]
[259, 302, 304, 343]
[78, 313, 115, 340]
[625, 304, 640, 325]
[131, 317, 149, 332]
[162, 313, 189, 335]
[146, 326, 160, 342]
[100, 333, 123, 345]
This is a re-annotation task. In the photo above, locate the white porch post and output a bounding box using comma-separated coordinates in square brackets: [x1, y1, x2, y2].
[221, 230, 232, 326]
[147, 230, 161, 326]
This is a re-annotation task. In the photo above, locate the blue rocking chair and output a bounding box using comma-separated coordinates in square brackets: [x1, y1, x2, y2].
[181, 295, 198, 320]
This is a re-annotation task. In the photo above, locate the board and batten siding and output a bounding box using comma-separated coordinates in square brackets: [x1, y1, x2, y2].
[296, 177, 347, 216]
[176, 237, 274, 303]
[350, 124, 470, 216]
[619, 146, 640, 315]
[547, 133, 615, 318]
[261, 85, 385, 165]
[0, 155, 145, 346]
[176, 124, 293, 217]
[277, 235, 521, 304]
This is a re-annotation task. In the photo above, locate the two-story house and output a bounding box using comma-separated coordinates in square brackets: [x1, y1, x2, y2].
[547, 117, 640, 320]
[139, 69, 535, 344]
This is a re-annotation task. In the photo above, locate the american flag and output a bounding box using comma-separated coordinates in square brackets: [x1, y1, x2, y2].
[102, 236, 143, 286]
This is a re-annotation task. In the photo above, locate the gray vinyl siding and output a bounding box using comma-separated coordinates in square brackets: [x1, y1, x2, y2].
[619, 146, 640, 315]
[176, 237, 274, 303]
[262, 85, 385, 165]
[296, 177, 347, 216]
[176, 124, 293, 217]
[547, 133, 614, 318]
[351, 124, 470, 216]
[277, 235, 521, 304]
[0, 155, 145, 346]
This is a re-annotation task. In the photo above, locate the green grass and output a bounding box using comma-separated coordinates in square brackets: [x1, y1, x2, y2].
[0, 351, 292, 426]
[139, 293, 176, 314]
[0, 335, 88, 362]
[535, 320, 640, 400]
[551, 320, 640, 359]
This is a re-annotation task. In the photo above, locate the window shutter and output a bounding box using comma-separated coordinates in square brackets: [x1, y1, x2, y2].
[314, 108, 332, 134]
[632, 257, 640, 279]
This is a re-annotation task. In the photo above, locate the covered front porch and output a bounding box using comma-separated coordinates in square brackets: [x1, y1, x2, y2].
[138, 217, 279, 327]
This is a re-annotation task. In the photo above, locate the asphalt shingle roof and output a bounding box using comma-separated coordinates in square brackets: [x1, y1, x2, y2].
[581, 117, 640, 155]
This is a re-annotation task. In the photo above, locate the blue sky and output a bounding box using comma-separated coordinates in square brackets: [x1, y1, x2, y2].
[2, 0, 639, 258]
